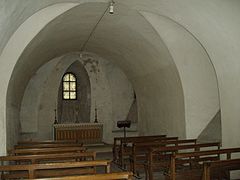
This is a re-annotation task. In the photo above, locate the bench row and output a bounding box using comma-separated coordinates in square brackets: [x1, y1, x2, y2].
[113, 135, 240, 180]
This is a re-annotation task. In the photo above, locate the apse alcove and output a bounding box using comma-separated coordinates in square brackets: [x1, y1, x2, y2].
[57, 61, 91, 124]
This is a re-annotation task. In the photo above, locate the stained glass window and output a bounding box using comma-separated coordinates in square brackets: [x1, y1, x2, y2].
[62, 73, 77, 100]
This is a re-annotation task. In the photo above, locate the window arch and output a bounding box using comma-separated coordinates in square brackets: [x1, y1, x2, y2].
[62, 73, 77, 100]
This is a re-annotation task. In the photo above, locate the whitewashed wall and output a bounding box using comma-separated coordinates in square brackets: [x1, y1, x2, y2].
[19, 52, 135, 144]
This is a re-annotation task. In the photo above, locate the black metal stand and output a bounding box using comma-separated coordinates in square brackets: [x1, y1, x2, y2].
[117, 120, 131, 146]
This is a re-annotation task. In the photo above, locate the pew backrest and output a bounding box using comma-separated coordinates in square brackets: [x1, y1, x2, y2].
[0, 151, 96, 164]
[14, 143, 83, 149]
[132, 139, 197, 153]
[0, 160, 111, 179]
[114, 135, 166, 146]
[10, 146, 86, 155]
[117, 136, 179, 167]
[151, 142, 221, 154]
[129, 139, 197, 173]
[18, 140, 77, 145]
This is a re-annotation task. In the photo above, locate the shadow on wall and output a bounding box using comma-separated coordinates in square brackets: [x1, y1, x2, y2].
[126, 92, 138, 123]
[197, 110, 221, 143]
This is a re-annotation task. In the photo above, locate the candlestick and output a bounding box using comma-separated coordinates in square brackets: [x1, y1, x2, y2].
[94, 102, 98, 123]
[54, 108, 58, 124]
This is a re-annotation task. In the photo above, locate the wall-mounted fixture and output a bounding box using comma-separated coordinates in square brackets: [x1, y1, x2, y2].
[109, 1, 115, 14]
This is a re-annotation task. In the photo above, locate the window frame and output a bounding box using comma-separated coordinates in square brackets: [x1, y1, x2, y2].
[62, 72, 77, 100]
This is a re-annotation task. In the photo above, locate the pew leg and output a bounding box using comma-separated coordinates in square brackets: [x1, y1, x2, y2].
[106, 163, 111, 173]
[113, 149, 115, 161]
[29, 169, 35, 179]
[92, 166, 97, 174]
[149, 166, 153, 180]
[144, 165, 148, 180]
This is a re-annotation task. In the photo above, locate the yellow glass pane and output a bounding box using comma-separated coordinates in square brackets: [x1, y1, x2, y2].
[69, 74, 76, 81]
[70, 92, 76, 99]
[70, 82, 76, 91]
[63, 82, 69, 90]
[63, 92, 69, 99]
[63, 74, 70, 81]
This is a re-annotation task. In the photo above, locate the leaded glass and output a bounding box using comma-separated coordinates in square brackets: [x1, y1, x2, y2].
[70, 74, 76, 81]
[70, 82, 76, 91]
[62, 73, 77, 100]
[63, 92, 70, 99]
[70, 92, 76, 99]
[63, 82, 70, 91]
[63, 74, 70, 81]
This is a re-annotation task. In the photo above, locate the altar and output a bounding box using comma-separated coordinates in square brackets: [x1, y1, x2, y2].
[53, 123, 103, 144]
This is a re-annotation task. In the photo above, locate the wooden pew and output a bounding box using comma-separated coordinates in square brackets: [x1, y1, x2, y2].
[166, 147, 240, 180]
[113, 135, 166, 163]
[117, 136, 178, 168]
[18, 140, 77, 145]
[0, 152, 96, 164]
[31, 172, 133, 180]
[9, 146, 86, 155]
[146, 142, 221, 180]
[0, 160, 111, 179]
[203, 158, 240, 180]
[129, 139, 197, 175]
[14, 143, 83, 149]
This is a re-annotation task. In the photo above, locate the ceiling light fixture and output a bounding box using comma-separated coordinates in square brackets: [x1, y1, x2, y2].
[109, 0, 115, 14]
[80, 1, 115, 53]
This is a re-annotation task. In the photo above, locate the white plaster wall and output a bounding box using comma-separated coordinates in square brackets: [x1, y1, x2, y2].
[81, 53, 135, 143]
[22, 55, 79, 140]
[105, 62, 134, 130]
[141, 12, 219, 139]
[0, 2, 80, 154]
[19, 52, 134, 143]
[2, 0, 240, 157]
[1, 1, 185, 153]
[20, 59, 59, 133]
[82, 53, 113, 143]
[86, 3, 186, 137]
[120, 0, 240, 147]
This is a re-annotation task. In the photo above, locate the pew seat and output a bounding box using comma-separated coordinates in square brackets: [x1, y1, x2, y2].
[31, 172, 133, 180]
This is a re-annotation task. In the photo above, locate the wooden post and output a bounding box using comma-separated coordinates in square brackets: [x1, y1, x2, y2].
[148, 150, 154, 180]
[170, 155, 176, 180]
[28, 168, 35, 179]
[202, 163, 210, 180]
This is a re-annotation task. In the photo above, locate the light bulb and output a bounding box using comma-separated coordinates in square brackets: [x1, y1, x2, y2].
[109, 2, 114, 14]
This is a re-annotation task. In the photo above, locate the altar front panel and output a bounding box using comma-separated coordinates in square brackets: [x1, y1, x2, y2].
[53, 123, 103, 144]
